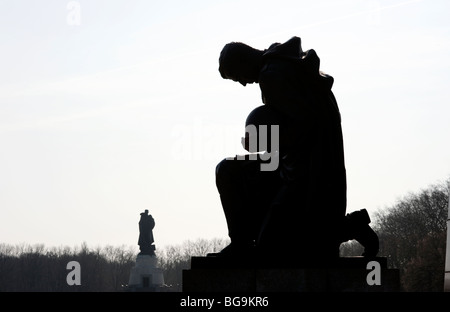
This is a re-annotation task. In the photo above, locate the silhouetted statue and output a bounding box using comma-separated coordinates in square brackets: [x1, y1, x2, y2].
[138, 209, 156, 256]
[209, 36, 378, 262]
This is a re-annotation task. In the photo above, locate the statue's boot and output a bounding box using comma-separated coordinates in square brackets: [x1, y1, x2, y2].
[344, 209, 379, 257]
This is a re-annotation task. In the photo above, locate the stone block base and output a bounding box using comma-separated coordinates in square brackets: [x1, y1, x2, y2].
[127, 255, 165, 292]
[182, 256, 400, 292]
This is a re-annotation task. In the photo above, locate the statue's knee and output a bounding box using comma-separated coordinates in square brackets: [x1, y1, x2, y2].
[215, 158, 239, 187]
[216, 158, 233, 176]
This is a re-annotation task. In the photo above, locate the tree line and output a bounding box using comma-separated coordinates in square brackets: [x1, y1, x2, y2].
[0, 177, 448, 291]
[0, 239, 229, 292]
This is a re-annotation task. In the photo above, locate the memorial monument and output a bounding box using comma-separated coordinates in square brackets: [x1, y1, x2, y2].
[182, 36, 400, 292]
[128, 210, 165, 291]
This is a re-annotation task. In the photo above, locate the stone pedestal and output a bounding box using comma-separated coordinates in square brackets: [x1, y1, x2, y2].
[182, 256, 400, 292]
[128, 254, 165, 292]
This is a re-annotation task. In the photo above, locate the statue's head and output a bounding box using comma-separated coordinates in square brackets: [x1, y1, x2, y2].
[219, 42, 263, 86]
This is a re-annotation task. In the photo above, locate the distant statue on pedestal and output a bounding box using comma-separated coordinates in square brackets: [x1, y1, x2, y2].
[138, 209, 156, 256]
[128, 209, 165, 291]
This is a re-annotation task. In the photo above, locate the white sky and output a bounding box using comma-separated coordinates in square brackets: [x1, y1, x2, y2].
[1, 0, 450, 250]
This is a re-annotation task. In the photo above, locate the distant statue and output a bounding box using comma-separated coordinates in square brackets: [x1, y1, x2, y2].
[209, 36, 379, 262]
[138, 209, 156, 256]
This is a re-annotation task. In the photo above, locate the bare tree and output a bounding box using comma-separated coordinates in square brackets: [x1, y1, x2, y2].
[372, 177, 449, 291]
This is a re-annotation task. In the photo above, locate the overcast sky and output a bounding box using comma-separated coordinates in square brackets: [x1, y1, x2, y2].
[1, 0, 449, 250]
